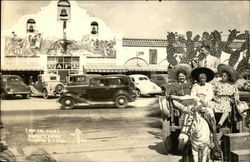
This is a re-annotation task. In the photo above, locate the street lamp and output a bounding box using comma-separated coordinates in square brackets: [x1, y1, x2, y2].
[57, 0, 71, 54]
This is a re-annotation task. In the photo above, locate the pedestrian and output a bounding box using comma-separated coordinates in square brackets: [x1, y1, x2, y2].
[29, 76, 34, 85]
[198, 45, 220, 72]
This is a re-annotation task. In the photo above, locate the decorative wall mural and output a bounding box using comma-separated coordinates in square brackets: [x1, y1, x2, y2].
[4, 32, 116, 58]
[5, 31, 45, 56]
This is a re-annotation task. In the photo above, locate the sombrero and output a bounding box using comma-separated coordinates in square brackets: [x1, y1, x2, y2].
[191, 67, 215, 82]
[217, 64, 238, 82]
[169, 64, 192, 80]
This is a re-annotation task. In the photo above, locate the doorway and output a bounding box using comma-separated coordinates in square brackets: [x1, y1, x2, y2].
[58, 70, 69, 83]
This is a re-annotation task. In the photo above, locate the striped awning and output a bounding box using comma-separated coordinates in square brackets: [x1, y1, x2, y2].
[125, 65, 168, 72]
[84, 64, 128, 73]
[1, 64, 44, 71]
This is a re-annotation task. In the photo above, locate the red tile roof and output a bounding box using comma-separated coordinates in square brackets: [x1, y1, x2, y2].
[122, 38, 244, 49]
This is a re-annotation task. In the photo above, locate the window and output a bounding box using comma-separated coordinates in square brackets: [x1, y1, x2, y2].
[50, 76, 57, 80]
[156, 76, 163, 81]
[149, 49, 157, 64]
[108, 78, 122, 86]
[139, 77, 148, 81]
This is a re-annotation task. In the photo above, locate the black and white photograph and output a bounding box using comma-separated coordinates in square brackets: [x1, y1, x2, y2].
[1, 0, 250, 161]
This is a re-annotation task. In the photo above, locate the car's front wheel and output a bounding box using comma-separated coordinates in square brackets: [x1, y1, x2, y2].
[61, 97, 75, 110]
[115, 95, 128, 108]
[43, 89, 49, 99]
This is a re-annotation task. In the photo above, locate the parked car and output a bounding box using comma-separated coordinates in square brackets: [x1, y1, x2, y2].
[0, 75, 31, 99]
[29, 74, 64, 99]
[150, 74, 169, 95]
[59, 75, 137, 109]
[129, 74, 162, 96]
[66, 74, 101, 86]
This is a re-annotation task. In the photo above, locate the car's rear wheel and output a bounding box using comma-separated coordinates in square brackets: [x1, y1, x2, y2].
[43, 89, 49, 99]
[61, 97, 75, 110]
[115, 95, 128, 108]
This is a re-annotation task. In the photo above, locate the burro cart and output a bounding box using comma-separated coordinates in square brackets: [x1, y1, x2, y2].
[158, 93, 250, 161]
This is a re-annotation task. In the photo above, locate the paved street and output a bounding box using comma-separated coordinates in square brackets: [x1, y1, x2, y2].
[1, 96, 181, 162]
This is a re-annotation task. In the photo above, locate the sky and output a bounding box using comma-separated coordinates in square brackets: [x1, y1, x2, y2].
[1, 0, 250, 39]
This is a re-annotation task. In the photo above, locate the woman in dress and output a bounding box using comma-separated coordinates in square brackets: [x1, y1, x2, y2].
[208, 64, 247, 130]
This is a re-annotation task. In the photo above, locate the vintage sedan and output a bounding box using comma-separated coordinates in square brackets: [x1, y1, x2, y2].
[29, 74, 64, 99]
[0, 75, 30, 99]
[129, 74, 162, 96]
[59, 75, 137, 109]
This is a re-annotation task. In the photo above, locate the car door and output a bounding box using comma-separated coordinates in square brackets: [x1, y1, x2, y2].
[88, 78, 111, 101]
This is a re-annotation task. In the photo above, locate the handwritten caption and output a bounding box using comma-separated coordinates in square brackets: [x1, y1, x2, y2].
[25, 128, 66, 144]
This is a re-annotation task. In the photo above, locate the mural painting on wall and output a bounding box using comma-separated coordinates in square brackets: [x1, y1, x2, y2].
[5, 32, 116, 58]
[78, 34, 116, 58]
[166, 29, 250, 75]
[5, 31, 45, 56]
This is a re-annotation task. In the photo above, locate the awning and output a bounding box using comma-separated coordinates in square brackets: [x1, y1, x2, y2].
[1, 64, 44, 71]
[125, 65, 168, 72]
[84, 64, 128, 73]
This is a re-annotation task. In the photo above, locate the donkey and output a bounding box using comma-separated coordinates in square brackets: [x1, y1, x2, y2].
[178, 107, 212, 162]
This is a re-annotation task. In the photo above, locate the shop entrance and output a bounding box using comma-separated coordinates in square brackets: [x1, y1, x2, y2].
[58, 70, 69, 83]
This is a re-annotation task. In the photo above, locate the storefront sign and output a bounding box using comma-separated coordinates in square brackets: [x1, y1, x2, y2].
[56, 63, 64, 69]
[48, 64, 56, 69]
[71, 64, 79, 69]
[64, 63, 71, 69]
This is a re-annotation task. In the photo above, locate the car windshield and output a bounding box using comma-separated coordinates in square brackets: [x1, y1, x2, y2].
[139, 77, 149, 81]
[7, 76, 22, 82]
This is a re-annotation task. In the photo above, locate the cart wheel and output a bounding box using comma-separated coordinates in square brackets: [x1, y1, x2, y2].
[43, 89, 49, 99]
[162, 118, 171, 153]
[61, 97, 75, 110]
[115, 95, 128, 108]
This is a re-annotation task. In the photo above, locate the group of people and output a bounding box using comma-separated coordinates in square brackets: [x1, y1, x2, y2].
[166, 45, 249, 159]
